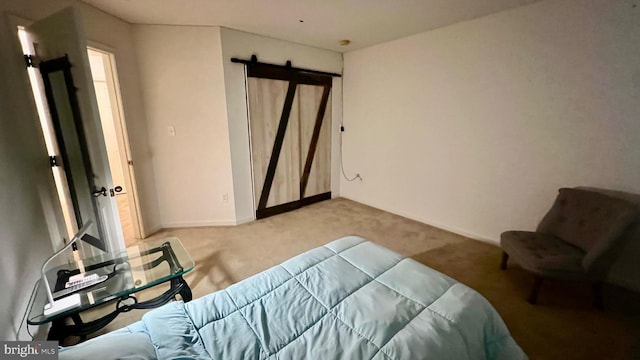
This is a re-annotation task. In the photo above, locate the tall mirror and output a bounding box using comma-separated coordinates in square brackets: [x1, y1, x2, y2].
[40, 55, 106, 251]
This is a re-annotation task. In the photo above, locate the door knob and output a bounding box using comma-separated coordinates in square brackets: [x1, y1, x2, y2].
[92, 187, 108, 197]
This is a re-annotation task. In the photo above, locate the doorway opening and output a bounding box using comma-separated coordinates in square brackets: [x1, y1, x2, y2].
[87, 47, 144, 246]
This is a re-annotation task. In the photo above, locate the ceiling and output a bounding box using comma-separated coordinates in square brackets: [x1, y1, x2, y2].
[81, 0, 540, 52]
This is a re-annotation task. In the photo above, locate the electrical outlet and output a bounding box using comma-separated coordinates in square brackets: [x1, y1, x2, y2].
[222, 193, 229, 203]
[168, 125, 176, 136]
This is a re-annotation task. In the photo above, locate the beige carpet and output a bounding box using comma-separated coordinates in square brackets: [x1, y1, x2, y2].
[78, 198, 639, 359]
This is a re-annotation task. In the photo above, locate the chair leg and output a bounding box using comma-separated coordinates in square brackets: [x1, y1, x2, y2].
[593, 282, 604, 311]
[500, 252, 509, 270]
[528, 276, 543, 304]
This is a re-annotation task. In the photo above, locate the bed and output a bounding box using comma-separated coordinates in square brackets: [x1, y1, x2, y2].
[59, 236, 526, 359]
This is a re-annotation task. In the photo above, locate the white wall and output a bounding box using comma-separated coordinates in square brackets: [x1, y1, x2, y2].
[80, 4, 162, 235]
[342, 0, 640, 242]
[219, 28, 343, 223]
[133, 25, 236, 227]
[0, 0, 161, 338]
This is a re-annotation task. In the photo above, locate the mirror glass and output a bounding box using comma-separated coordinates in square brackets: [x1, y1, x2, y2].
[43, 65, 104, 248]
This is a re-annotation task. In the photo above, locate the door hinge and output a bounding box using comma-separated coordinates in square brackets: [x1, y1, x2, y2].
[24, 54, 38, 68]
[49, 155, 59, 167]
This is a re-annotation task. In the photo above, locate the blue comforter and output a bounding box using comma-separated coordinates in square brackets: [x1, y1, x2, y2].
[60, 236, 526, 359]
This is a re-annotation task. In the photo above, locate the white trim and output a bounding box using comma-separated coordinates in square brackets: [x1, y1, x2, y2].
[162, 219, 241, 228]
[86, 44, 146, 239]
[340, 196, 499, 245]
[234, 216, 255, 225]
[162, 215, 255, 228]
[144, 224, 162, 237]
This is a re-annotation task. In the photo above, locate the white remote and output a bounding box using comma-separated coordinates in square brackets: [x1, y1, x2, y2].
[44, 293, 81, 316]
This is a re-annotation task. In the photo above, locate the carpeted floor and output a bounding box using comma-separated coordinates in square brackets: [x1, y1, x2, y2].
[77, 198, 639, 359]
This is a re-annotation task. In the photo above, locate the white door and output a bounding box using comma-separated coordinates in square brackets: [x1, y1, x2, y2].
[26, 6, 125, 252]
[88, 47, 145, 244]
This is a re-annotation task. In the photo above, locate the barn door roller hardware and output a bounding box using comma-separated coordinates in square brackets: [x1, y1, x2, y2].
[230, 55, 342, 78]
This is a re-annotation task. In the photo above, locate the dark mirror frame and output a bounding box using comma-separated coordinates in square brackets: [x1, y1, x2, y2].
[39, 54, 106, 250]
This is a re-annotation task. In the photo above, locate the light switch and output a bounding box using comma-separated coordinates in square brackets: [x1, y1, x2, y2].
[168, 125, 176, 136]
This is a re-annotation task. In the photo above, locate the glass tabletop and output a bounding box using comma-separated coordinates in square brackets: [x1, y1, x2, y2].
[27, 237, 194, 325]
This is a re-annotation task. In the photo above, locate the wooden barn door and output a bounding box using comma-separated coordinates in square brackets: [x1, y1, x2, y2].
[247, 66, 332, 219]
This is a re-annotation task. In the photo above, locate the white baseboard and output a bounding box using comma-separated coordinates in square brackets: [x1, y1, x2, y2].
[144, 224, 163, 237]
[340, 196, 499, 245]
[234, 216, 255, 225]
[162, 219, 239, 228]
[161, 215, 257, 228]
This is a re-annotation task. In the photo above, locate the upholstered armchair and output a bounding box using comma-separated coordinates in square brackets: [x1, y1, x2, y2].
[500, 188, 638, 306]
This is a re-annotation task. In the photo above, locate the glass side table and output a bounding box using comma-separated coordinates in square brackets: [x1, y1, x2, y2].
[27, 237, 195, 343]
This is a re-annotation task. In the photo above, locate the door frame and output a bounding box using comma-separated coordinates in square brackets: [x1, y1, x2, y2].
[87, 43, 146, 239]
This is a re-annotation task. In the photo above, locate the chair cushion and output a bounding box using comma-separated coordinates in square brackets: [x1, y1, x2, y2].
[501, 231, 586, 280]
[536, 188, 637, 254]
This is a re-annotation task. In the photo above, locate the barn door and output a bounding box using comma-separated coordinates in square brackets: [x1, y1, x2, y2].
[247, 65, 332, 219]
